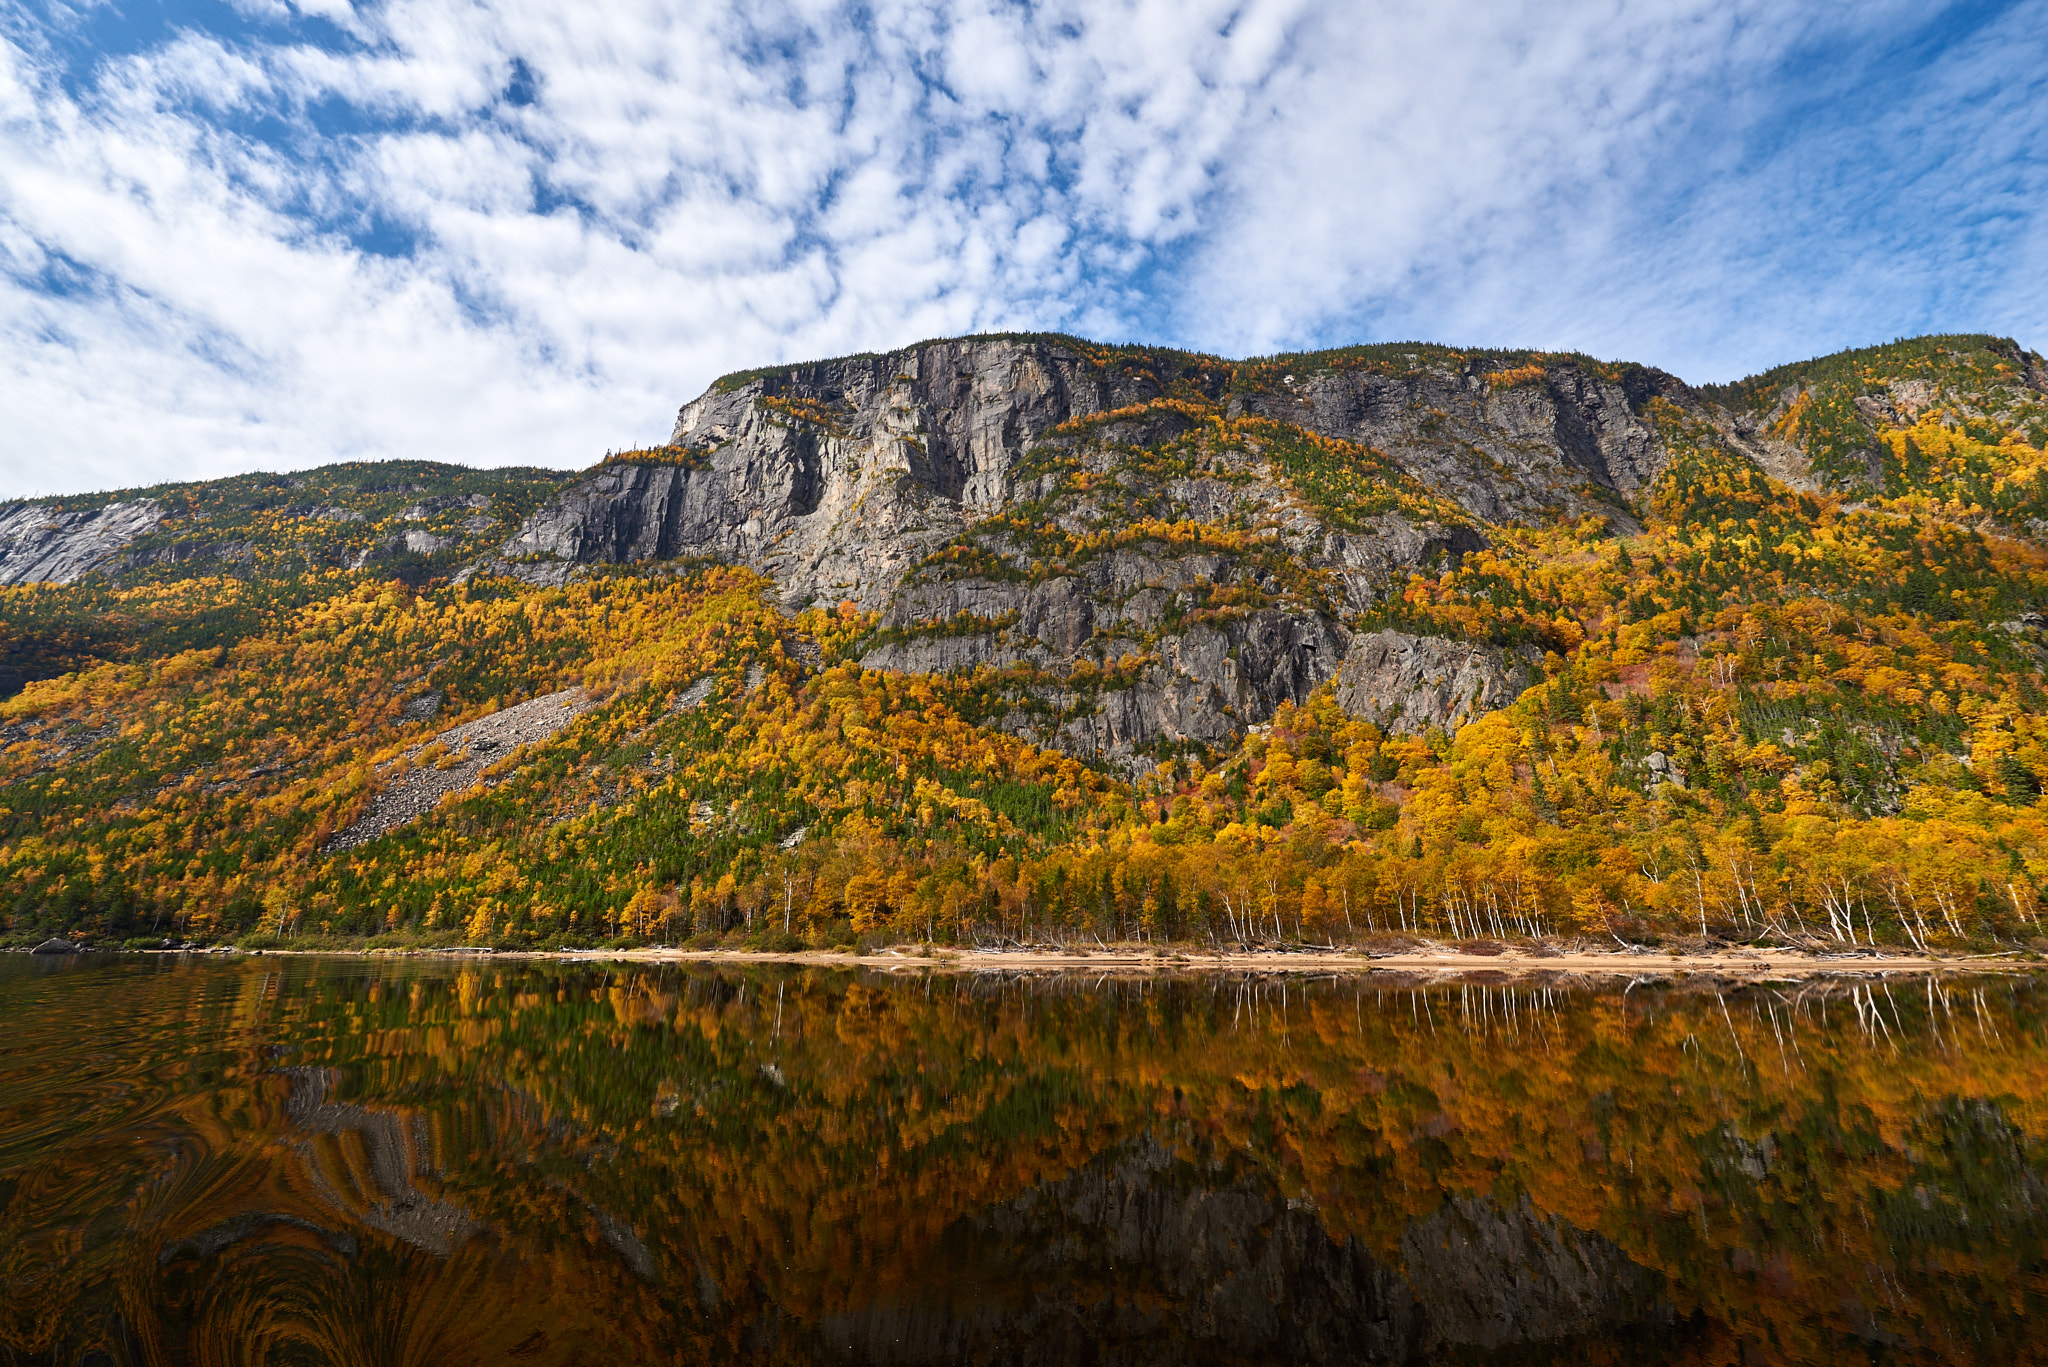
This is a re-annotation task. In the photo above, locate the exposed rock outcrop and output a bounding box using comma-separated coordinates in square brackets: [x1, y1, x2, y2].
[0, 498, 164, 585]
[1232, 359, 1685, 524]
[1, 716, 123, 772]
[1334, 630, 1538, 735]
[494, 336, 1699, 761]
[849, 440, 1388, 767]
[400, 688, 444, 722]
[506, 338, 1197, 610]
[502, 339, 1679, 610]
[403, 494, 490, 520]
[118, 537, 257, 573]
[348, 529, 453, 575]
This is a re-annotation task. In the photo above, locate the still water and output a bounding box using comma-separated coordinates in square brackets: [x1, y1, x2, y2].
[2, 954, 2045, 1366]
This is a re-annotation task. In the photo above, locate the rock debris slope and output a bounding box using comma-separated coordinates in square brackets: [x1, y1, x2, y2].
[326, 688, 590, 850]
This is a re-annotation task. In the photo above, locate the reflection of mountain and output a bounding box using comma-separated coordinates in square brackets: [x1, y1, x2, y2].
[285, 1066, 663, 1281]
[10, 960, 2048, 1366]
[120, 1068, 672, 1367]
[823, 1134, 1675, 1365]
[131, 1070, 1685, 1366]
[285, 1066, 487, 1255]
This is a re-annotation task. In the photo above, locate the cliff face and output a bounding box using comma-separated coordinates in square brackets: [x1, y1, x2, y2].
[1230, 358, 1686, 523]
[505, 338, 1195, 605]
[498, 336, 1701, 764]
[505, 339, 1680, 609]
[1334, 631, 1539, 735]
[0, 499, 164, 586]
[0, 337, 1714, 765]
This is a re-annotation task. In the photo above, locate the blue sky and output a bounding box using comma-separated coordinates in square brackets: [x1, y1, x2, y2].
[2, 0, 2045, 496]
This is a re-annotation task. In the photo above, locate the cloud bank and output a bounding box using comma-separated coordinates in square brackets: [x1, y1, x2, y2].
[3, 0, 2045, 495]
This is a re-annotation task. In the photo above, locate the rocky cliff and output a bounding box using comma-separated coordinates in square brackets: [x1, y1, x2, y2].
[502, 338, 1191, 604]
[497, 336, 1701, 766]
[0, 464, 571, 602]
[503, 338, 1681, 610]
[1228, 354, 1687, 523]
[18, 333, 2038, 777]
[1334, 631, 1540, 735]
[0, 499, 164, 586]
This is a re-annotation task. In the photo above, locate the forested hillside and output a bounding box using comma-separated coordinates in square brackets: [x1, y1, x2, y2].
[6, 332, 2048, 953]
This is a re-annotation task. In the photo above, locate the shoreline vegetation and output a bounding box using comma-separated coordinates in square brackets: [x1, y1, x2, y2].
[15, 933, 2044, 978]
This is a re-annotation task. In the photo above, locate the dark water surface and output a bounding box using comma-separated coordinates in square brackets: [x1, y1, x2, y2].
[4, 955, 2047, 1365]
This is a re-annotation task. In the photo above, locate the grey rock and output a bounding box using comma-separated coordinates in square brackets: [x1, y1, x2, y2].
[2, 717, 120, 771]
[495, 337, 1703, 760]
[1724, 411, 1818, 491]
[1321, 516, 1489, 613]
[403, 494, 489, 521]
[0, 499, 164, 585]
[401, 689, 443, 722]
[350, 529, 451, 570]
[327, 687, 592, 851]
[119, 538, 256, 573]
[31, 937, 77, 955]
[505, 338, 1200, 611]
[862, 573, 1348, 767]
[1643, 751, 1688, 788]
[1334, 630, 1538, 735]
[463, 555, 580, 588]
[1232, 358, 1687, 524]
[668, 677, 716, 712]
[507, 339, 1639, 615]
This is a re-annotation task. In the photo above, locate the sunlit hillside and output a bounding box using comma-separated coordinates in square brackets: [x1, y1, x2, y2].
[6, 334, 2048, 953]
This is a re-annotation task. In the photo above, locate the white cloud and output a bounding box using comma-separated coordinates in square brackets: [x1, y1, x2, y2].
[1, 0, 2045, 496]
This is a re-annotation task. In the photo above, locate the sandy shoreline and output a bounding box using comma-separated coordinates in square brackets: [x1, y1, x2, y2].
[154, 944, 2047, 978]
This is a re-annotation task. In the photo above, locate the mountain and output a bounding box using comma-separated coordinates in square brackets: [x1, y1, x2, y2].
[5, 332, 2048, 952]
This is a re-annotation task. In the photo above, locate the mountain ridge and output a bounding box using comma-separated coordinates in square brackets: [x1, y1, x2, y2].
[6, 330, 2048, 954]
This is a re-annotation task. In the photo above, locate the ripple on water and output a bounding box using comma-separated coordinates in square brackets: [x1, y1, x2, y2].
[3, 954, 2047, 1365]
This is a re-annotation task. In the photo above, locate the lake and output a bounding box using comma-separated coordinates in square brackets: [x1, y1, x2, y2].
[2, 954, 2044, 1365]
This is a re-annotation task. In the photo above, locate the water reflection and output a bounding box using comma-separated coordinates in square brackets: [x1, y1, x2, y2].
[3, 956, 2046, 1365]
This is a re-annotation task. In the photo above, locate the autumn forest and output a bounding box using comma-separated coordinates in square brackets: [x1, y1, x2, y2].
[6, 332, 2048, 957]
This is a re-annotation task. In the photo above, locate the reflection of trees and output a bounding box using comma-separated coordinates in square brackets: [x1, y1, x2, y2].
[6, 960, 2048, 1364]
